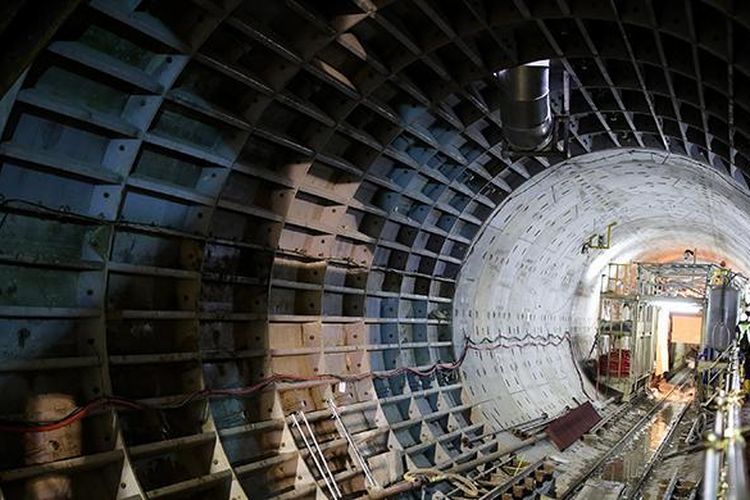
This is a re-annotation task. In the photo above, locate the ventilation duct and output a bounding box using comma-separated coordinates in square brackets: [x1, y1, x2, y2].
[496, 60, 553, 152]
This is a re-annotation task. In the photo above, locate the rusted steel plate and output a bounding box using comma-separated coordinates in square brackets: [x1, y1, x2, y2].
[545, 401, 601, 450]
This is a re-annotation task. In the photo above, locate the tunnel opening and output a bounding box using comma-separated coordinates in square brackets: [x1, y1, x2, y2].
[454, 148, 750, 401]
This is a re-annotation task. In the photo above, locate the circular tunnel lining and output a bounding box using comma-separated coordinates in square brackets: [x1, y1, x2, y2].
[2, 1, 750, 498]
[454, 148, 750, 429]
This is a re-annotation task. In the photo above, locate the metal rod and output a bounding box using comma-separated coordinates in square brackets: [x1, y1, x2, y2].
[725, 346, 748, 500]
[291, 413, 338, 499]
[299, 410, 342, 498]
[367, 434, 546, 499]
[661, 471, 679, 500]
[685, 411, 705, 444]
[702, 341, 748, 500]
[327, 399, 377, 489]
[703, 393, 725, 500]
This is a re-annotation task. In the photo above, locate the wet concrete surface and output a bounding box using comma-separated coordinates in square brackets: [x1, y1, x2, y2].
[599, 404, 682, 486]
[637, 383, 706, 499]
[570, 381, 695, 499]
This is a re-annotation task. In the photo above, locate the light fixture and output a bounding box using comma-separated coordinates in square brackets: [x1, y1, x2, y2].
[649, 299, 702, 314]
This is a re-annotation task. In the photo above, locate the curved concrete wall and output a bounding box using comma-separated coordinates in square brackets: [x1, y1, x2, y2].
[455, 149, 750, 429]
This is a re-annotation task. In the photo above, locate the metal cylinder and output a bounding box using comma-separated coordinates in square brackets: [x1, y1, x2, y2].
[704, 286, 740, 350]
[497, 61, 553, 152]
[23, 393, 80, 500]
[726, 437, 748, 500]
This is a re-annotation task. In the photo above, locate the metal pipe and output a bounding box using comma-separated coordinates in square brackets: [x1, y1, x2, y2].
[327, 399, 377, 489]
[299, 410, 342, 498]
[451, 433, 547, 475]
[726, 435, 748, 500]
[291, 413, 338, 499]
[367, 476, 425, 499]
[703, 342, 748, 499]
[496, 61, 553, 152]
[702, 394, 725, 499]
[724, 347, 748, 500]
[662, 471, 679, 500]
[367, 434, 546, 499]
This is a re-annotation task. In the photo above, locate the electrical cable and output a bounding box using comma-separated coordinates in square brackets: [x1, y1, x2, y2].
[566, 333, 593, 400]
[0, 332, 579, 433]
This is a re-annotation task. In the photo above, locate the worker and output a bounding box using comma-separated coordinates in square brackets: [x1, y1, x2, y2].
[738, 309, 750, 392]
[711, 261, 729, 287]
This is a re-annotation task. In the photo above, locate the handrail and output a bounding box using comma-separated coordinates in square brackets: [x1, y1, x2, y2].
[702, 341, 749, 500]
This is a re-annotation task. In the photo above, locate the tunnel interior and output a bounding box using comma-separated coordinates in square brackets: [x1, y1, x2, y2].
[1, 1, 750, 499]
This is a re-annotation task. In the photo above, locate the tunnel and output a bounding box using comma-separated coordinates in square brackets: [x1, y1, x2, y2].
[1, 1, 750, 499]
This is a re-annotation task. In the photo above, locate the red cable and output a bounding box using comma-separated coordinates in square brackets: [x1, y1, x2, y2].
[0, 334, 573, 433]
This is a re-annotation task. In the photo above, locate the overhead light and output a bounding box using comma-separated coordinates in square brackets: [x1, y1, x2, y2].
[526, 59, 550, 67]
[649, 299, 702, 314]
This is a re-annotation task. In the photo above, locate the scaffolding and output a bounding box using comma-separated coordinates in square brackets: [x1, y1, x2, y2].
[596, 263, 656, 399]
[638, 262, 714, 303]
[595, 262, 748, 400]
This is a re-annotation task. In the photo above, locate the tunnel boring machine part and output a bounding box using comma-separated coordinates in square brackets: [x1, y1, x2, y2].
[496, 60, 553, 152]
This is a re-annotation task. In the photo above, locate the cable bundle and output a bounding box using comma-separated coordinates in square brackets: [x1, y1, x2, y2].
[0, 333, 575, 433]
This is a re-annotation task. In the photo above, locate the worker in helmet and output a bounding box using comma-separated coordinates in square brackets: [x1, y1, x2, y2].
[712, 261, 730, 287]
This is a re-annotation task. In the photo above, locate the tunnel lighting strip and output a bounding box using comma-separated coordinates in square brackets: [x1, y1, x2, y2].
[0, 334, 573, 433]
